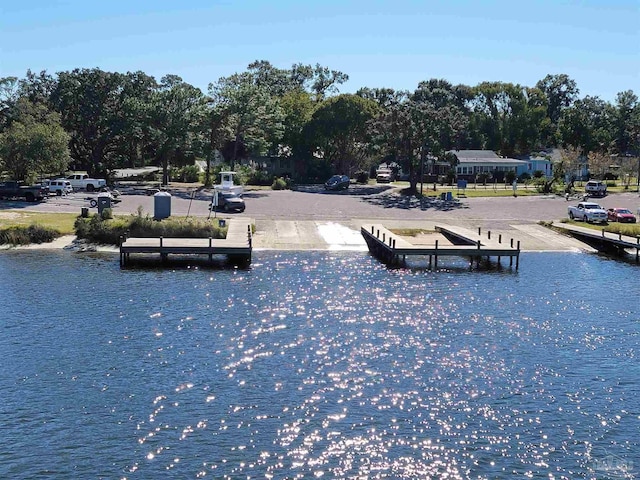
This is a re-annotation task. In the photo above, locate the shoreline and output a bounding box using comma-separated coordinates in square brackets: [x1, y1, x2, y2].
[0, 224, 593, 254]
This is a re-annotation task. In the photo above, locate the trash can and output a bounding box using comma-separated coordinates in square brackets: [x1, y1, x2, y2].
[81, 207, 89, 218]
[97, 194, 111, 214]
[154, 191, 171, 220]
[218, 219, 226, 228]
[440, 192, 447, 201]
[446, 191, 453, 201]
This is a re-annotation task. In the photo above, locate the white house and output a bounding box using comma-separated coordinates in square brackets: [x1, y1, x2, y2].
[447, 150, 527, 181]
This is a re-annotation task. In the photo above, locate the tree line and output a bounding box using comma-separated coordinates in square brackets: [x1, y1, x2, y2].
[0, 61, 638, 190]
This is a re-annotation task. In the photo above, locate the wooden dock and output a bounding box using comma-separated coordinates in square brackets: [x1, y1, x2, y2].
[119, 219, 252, 266]
[361, 224, 520, 269]
[552, 223, 640, 261]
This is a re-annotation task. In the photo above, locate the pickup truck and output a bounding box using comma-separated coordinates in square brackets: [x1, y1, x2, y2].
[568, 201, 608, 223]
[66, 173, 107, 192]
[0, 180, 48, 202]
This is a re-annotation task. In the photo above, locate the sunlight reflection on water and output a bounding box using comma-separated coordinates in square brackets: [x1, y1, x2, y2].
[0, 251, 637, 478]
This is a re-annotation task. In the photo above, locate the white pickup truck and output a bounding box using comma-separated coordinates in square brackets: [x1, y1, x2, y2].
[65, 173, 107, 192]
[568, 201, 608, 223]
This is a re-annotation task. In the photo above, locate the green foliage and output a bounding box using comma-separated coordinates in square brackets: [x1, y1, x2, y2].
[100, 208, 113, 220]
[246, 169, 273, 186]
[271, 177, 288, 190]
[0, 224, 60, 245]
[0, 98, 69, 181]
[171, 164, 201, 183]
[74, 212, 227, 245]
[354, 170, 369, 183]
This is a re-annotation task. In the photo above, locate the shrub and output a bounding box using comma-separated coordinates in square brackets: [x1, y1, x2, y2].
[246, 170, 273, 186]
[271, 177, 288, 190]
[0, 225, 60, 245]
[171, 165, 201, 183]
[74, 212, 227, 245]
[100, 208, 113, 220]
[355, 170, 369, 184]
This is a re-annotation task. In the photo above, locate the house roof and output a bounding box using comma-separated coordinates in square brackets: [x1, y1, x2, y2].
[447, 150, 527, 166]
[448, 150, 500, 159]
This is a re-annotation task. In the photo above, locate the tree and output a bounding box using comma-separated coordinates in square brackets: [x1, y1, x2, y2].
[535, 74, 579, 126]
[0, 98, 69, 181]
[302, 94, 379, 175]
[471, 82, 547, 156]
[612, 90, 639, 156]
[148, 75, 207, 185]
[208, 72, 284, 169]
[115, 71, 158, 169]
[50, 68, 126, 176]
[0, 77, 20, 131]
[279, 89, 316, 158]
[558, 95, 614, 156]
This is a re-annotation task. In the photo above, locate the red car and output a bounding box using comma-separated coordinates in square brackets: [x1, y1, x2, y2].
[606, 208, 637, 223]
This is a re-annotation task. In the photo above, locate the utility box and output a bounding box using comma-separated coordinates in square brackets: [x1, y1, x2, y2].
[154, 191, 171, 219]
[97, 194, 111, 214]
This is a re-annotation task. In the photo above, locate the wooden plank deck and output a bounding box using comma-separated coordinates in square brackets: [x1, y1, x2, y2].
[119, 219, 252, 266]
[551, 223, 640, 261]
[361, 223, 520, 269]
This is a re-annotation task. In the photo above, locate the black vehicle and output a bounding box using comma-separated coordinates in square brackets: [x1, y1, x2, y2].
[324, 175, 350, 191]
[210, 191, 246, 213]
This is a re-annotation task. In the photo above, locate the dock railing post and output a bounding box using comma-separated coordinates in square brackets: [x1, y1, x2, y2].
[498, 234, 502, 244]
[435, 240, 438, 269]
[488, 231, 491, 240]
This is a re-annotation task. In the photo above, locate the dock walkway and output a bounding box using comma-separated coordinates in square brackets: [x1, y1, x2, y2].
[119, 219, 252, 266]
[361, 223, 520, 269]
[552, 223, 640, 261]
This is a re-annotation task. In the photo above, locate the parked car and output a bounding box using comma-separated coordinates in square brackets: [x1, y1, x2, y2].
[376, 168, 394, 183]
[210, 191, 246, 213]
[584, 180, 607, 197]
[324, 175, 350, 191]
[42, 179, 73, 195]
[606, 207, 637, 223]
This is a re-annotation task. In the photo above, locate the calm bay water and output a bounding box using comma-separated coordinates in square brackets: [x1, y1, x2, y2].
[0, 251, 637, 479]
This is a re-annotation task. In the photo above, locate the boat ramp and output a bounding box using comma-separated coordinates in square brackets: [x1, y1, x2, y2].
[361, 223, 521, 270]
[119, 219, 252, 266]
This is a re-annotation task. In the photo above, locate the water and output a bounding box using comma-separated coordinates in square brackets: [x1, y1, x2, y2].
[0, 251, 637, 479]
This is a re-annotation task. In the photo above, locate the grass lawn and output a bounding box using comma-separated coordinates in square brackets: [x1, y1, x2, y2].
[0, 211, 79, 235]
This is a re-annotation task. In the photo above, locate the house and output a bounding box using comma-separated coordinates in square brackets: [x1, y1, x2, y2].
[447, 150, 527, 182]
[517, 154, 554, 178]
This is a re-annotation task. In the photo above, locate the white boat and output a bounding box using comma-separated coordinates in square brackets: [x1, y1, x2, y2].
[213, 171, 243, 196]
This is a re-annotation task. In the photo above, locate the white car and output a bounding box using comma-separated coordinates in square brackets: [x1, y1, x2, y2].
[43, 179, 73, 195]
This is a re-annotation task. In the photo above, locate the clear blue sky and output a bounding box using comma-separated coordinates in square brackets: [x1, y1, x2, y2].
[1, 0, 638, 102]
